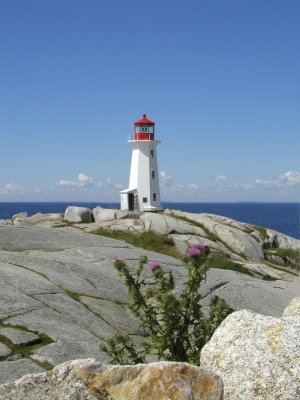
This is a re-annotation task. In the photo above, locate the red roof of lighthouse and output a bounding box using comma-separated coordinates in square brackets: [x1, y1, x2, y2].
[134, 114, 155, 126]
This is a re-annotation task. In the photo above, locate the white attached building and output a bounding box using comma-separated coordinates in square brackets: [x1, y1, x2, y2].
[120, 114, 162, 212]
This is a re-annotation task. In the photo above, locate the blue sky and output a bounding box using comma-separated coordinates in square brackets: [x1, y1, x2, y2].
[0, 0, 299, 202]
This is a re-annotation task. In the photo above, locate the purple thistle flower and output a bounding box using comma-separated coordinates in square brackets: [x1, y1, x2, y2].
[149, 261, 161, 272]
[186, 247, 201, 257]
[113, 256, 121, 262]
[191, 243, 206, 252]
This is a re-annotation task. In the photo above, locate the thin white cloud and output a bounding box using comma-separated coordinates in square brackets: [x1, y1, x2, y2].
[57, 173, 94, 188]
[78, 173, 94, 187]
[0, 182, 24, 195]
[187, 182, 198, 190]
[160, 171, 173, 186]
[0, 182, 41, 197]
[235, 183, 255, 190]
[215, 175, 227, 181]
[256, 171, 300, 189]
[104, 177, 124, 190]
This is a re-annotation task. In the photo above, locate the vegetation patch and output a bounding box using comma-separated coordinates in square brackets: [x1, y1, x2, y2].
[53, 221, 75, 228]
[92, 228, 181, 258]
[101, 252, 233, 365]
[0, 324, 53, 369]
[253, 225, 270, 240]
[207, 252, 254, 276]
[264, 248, 299, 270]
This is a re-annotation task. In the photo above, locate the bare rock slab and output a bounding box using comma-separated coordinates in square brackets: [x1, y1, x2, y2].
[200, 304, 300, 399]
[0, 359, 45, 385]
[0, 343, 11, 358]
[0, 328, 39, 346]
[0, 359, 224, 400]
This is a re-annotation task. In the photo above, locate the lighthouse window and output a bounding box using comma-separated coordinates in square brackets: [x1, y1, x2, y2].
[152, 171, 155, 179]
[143, 197, 147, 203]
[153, 193, 156, 201]
[151, 150, 154, 158]
[141, 127, 148, 132]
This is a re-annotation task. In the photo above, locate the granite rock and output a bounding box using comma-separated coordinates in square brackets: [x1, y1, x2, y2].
[93, 207, 116, 223]
[283, 296, 300, 317]
[141, 212, 207, 236]
[0, 343, 11, 358]
[0, 359, 224, 400]
[0, 328, 39, 346]
[64, 206, 92, 223]
[200, 302, 300, 399]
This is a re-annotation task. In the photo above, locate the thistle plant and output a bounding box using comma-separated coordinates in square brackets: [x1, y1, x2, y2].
[101, 244, 233, 365]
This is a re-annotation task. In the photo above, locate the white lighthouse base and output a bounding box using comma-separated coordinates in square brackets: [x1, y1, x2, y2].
[120, 189, 163, 212]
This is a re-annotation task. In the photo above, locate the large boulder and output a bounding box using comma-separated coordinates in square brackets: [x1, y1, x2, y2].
[93, 207, 116, 223]
[200, 298, 300, 399]
[165, 211, 265, 260]
[141, 212, 207, 236]
[0, 359, 224, 400]
[64, 206, 92, 223]
[283, 296, 300, 317]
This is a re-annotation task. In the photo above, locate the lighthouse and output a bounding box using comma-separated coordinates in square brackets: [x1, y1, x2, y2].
[120, 114, 162, 212]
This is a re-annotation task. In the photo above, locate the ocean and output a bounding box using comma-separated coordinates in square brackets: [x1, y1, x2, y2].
[0, 202, 299, 239]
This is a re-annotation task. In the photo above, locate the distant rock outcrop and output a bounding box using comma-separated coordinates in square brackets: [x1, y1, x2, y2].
[200, 297, 300, 399]
[0, 360, 224, 400]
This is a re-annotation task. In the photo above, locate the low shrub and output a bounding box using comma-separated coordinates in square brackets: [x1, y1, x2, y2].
[101, 244, 233, 365]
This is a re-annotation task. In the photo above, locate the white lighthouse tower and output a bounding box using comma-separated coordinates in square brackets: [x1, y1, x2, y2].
[120, 114, 162, 212]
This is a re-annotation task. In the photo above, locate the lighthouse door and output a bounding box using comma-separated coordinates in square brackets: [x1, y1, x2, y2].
[128, 193, 134, 211]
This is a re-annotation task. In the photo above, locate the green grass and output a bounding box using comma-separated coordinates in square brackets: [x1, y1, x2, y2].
[0, 325, 54, 369]
[92, 228, 181, 258]
[207, 252, 254, 276]
[53, 221, 73, 227]
[253, 225, 270, 240]
[264, 248, 299, 270]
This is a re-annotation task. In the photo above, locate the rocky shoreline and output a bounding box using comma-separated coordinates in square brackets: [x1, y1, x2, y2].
[0, 207, 299, 398]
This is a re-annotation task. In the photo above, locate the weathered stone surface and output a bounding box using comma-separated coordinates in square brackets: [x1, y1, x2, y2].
[93, 207, 116, 222]
[12, 213, 63, 228]
[11, 212, 28, 223]
[267, 229, 300, 250]
[0, 219, 12, 226]
[241, 262, 284, 280]
[0, 225, 184, 382]
[141, 212, 207, 236]
[165, 210, 265, 259]
[0, 328, 39, 345]
[0, 343, 11, 358]
[0, 359, 224, 400]
[0, 211, 299, 386]
[64, 206, 92, 223]
[200, 307, 300, 399]
[200, 268, 300, 317]
[283, 296, 300, 317]
[0, 359, 44, 385]
[169, 234, 228, 254]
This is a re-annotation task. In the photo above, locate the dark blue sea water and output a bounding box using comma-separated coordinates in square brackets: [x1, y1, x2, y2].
[0, 202, 299, 239]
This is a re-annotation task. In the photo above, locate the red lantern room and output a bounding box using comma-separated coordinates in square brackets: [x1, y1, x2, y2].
[134, 114, 155, 140]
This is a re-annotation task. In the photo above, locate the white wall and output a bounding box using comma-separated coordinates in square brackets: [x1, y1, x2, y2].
[127, 140, 162, 211]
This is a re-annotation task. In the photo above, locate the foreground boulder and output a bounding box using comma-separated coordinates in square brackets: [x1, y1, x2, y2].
[64, 206, 92, 223]
[0, 359, 224, 400]
[200, 297, 300, 399]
